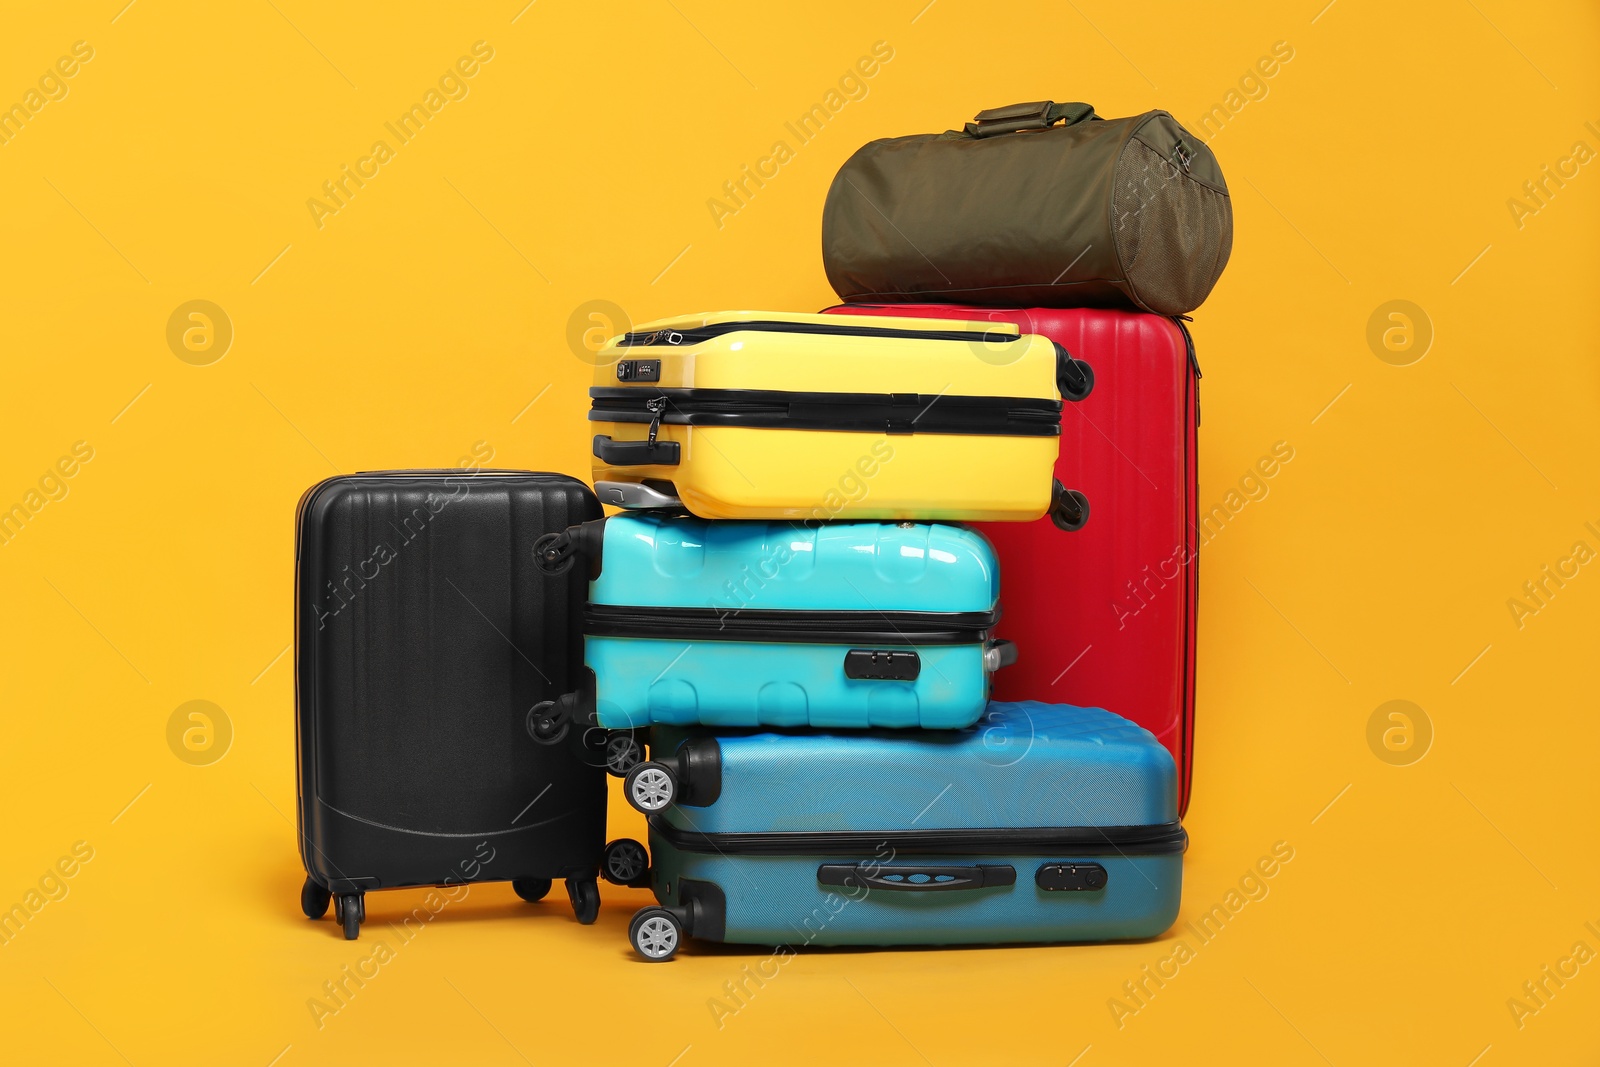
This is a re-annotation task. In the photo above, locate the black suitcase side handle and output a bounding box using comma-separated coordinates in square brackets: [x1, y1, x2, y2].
[817, 863, 1016, 892]
[594, 434, 680, 467]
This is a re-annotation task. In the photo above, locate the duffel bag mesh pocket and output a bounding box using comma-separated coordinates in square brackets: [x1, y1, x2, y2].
[1111, 138, 1233, 315]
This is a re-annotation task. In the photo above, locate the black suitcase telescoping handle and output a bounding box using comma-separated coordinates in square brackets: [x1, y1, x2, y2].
[817, 863, 1017, 892]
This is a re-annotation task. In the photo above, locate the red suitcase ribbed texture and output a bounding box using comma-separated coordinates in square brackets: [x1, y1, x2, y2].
[825, 304, 1198, 815]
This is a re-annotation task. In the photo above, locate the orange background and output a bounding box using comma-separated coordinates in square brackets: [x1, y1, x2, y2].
[1, 2, 1597, 1064]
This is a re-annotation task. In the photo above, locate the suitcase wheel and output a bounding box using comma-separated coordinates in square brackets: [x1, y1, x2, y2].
[512, 878, 553, 903]
[629, 906, 683, 962]
[526, 701, 570, 745]
[624, 762, 678, 814]
[604, 732, 644, 777]
[300, 876, 331, 920]
[1049, 481, 1091, 532]
[532, 531, 576, 576]
[332, 892, 364, 940]
[602, 838, 650, 887]
[567, 877, 601, 925]
[1057, 356, 1095, 402]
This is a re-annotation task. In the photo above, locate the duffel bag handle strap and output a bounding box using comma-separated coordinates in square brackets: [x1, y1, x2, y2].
[965, 100, 1097, 138]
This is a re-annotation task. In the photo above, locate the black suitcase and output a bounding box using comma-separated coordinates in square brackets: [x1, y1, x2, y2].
[294, 469, 646, 939]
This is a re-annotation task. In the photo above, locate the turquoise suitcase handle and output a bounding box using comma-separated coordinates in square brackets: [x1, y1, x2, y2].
[984, 639, 1019, 671]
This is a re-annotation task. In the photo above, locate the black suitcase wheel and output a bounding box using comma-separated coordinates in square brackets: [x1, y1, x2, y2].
[567, 878, 601, 925]
[512, 878, 552, 903]
[624, 761, 677, 814]
[526, 700, 569, 745]
[335, 892, 364, 940]
[1057, 357, 1095, 402]
[1049, 480, 1091, 532]
[532, 532, 575, 576]
[604, 732, 643, 777]
[602, 838, 650, 886]
[300, 876, 332, 920]
[629, 906, 683, 962]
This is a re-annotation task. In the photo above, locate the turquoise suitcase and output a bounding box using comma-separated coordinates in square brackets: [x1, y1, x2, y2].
[530, 514, 1014, 761]
[622, 702, 1185, 959]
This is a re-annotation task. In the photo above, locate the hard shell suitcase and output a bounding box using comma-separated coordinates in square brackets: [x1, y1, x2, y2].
[294, 470, 646, 938]
[827, 304, 1199, 815]
[530, 513, 1014, 751]
[585, 310, 1095, 527]
[623, 702, 1185, 959]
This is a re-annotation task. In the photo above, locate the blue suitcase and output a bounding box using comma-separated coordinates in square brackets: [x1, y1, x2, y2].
[622, 702, 1185, 959]
[530, 514, 1015, 756]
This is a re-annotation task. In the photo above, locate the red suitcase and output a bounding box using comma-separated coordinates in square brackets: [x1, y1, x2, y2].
[824, 304, 1199, 815]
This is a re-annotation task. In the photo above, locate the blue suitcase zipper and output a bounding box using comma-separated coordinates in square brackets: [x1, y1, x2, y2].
[620, 702, 1185, 958]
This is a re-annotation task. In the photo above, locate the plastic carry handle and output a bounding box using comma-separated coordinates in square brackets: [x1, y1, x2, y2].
[965, 100, 1097, 138]
[593, 434, 680, 467]
[816, 863, 1016, 892]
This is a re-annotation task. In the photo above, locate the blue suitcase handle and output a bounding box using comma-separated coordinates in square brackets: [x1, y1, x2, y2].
[817, 863, 1016, 892]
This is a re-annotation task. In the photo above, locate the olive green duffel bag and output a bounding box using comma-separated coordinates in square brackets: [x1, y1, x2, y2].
[821, 101, 1232, 315]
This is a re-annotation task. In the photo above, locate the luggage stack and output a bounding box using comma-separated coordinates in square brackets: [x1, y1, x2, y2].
[818, 97, 1220, 818]
[293, 99, 1228, 958]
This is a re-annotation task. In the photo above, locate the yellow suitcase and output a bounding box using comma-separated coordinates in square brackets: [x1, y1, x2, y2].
[588, 311, 1094, 525]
